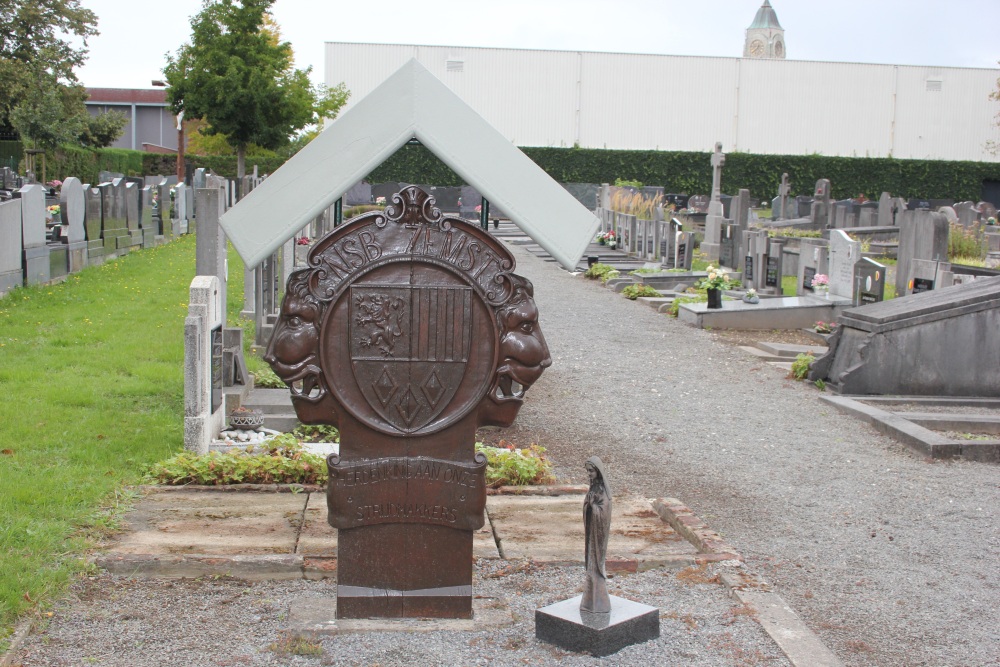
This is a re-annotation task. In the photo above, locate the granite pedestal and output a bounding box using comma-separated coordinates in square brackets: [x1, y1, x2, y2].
[535, 594, 659, 657]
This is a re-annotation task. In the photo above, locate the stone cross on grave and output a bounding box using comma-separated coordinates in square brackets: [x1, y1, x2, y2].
[264, 186, 551, 620]
[710, 142, 726, 205]
[778, 173, 790, 218]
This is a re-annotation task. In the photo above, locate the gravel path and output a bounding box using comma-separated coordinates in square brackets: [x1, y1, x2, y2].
[11, 562, 788, 667]
[502, 246, 999, 667]
[9, 243, 998, 667]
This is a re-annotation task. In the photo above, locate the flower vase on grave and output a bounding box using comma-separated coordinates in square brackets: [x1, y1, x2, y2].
[706, 288, 723, 309]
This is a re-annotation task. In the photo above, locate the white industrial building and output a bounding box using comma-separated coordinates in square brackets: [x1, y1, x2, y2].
[324, 4, 1000, 163]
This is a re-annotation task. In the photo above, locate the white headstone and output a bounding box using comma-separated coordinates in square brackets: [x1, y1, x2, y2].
[184, 275, 225, 454]
[828, 229, 861, 299]
[18, 183, 46, 247]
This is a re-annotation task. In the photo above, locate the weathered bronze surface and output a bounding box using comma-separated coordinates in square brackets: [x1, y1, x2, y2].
[265, 186, 550, 619]
[582, 457, 612, 614]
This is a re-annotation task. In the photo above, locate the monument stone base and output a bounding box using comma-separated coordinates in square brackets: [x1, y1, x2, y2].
[701, 242, 720, 262]
[535, 594, 659, 657]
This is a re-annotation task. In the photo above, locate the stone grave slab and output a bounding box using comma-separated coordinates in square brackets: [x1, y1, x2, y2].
[486, 495, 694, 567]
[110, 489, 306, 555]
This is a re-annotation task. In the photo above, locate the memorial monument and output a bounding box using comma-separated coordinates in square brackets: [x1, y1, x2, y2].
[535, 458, 660, 657]
[265, 186, 551, 619]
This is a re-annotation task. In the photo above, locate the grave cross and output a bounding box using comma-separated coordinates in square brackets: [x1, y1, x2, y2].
[710, 142, 726, 202]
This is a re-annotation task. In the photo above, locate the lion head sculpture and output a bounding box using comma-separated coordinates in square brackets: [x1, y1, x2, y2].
[263, 270, 337, 423]
[479, 275, 552, 427]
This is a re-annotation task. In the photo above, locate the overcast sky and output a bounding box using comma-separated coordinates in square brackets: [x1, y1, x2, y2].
[76, 0, 999, 89]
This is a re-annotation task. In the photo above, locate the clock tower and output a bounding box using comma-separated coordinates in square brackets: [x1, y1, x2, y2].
[744, 0, 785, 60]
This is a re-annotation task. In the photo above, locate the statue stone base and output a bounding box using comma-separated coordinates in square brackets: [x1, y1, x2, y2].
[535, 594, 659, 657]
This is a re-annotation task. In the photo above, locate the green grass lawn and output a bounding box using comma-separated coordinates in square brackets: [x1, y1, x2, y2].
[0, 234, 248, 644]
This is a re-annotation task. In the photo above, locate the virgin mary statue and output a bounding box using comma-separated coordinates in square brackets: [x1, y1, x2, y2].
[581, 456, 612, 613]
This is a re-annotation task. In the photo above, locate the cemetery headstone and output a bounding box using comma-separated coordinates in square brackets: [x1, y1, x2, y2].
[828, 229, 861, 299]
[157, 180, 173, 240]
[907, 258, 953, 296]
[173, 184, 189, 235]
[719, 222, 738, 270]
[59, 177, 87, 272]
[775, 173, 791, 220]
[196, 188, 228, 318]
[184, 275, 225, 454]
[125, 182, 142, 248]
[895, 210, 949, 296]
[344, 181, 373, 206]
[140, 186, 157, 247]
[84, 186, 105, 264]
[854, 257, 886, 305]
[954, 201, 979, 228]
[703, 142, 726, 260]
[264, 186, 551, 619]
[686, 194, 709, 213]
[810, 179, 832, 229]
[0, 199, 23, 295]
[18, 184, 50, 285]
[797, 239, 829, 296]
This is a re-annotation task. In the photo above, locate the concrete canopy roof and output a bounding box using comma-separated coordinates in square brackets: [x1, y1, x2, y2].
[219, 58, 600, 271]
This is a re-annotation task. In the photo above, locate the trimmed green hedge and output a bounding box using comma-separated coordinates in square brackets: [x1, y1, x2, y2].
[368, 145, 1000, 202]
[24, 143, 1000, 202]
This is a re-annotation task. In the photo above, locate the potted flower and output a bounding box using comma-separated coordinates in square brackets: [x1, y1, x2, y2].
[46, 204, 61, 224]
[696, 266, 732, 309]
[811, 274, 830, 295]
[814, 321, 837, 334]
[228, 405, 263, 430]
[742, 288, 759, 304]
[375, 196, 386, 206]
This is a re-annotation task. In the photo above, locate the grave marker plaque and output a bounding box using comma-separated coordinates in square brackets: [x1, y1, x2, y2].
[211, 326, 223, 413]
[802, 266, 817, 293]
[765, 256, 779, 289]
[854, 258, 886, 305]
[265, 187, 551, 619]
[744, 255, 754, 283]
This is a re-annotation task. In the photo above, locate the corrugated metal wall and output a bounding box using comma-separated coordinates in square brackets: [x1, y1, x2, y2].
[325, 42, 1000, 162]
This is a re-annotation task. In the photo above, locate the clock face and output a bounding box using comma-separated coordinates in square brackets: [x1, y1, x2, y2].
[750, 40, 764, 57]
[774, 40, 784, 57]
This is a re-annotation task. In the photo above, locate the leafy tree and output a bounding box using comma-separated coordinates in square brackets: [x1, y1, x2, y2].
[9, 70, 86, 148]
[163, 0, 348, 179]
[79, 110, 128, 148]
[0, 0, 98, 135]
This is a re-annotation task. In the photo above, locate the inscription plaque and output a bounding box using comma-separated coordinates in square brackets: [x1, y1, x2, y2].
[744, 256, 754, 283]
[327, 454, 487, 529]
[912, 277, 934, 293]
[765, 256, 779, 288]
[803, 266, 816, 292]
[211, 326, 223, 413]
[265, 186, 551, 619]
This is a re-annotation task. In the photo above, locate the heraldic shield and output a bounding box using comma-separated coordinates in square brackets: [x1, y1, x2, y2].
[350, 283, 473, 433]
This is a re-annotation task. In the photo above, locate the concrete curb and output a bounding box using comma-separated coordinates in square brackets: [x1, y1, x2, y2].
[652, 498, 844, 667]
[0, 620, 32, 667]
[820, 395, 1000, 462]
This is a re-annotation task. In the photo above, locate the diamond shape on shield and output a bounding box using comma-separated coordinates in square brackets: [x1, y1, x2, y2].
[351, 284, 473, 432]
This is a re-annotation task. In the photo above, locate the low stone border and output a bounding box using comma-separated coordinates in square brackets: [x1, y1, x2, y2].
[651, 497, 743, 563]
[0, 619, 32, 667]
[652, 497, 844, 667]
[820, 395, 1000, 463]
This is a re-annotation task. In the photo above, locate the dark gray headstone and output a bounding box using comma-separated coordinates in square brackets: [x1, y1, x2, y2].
[854, 257, 886, 305]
